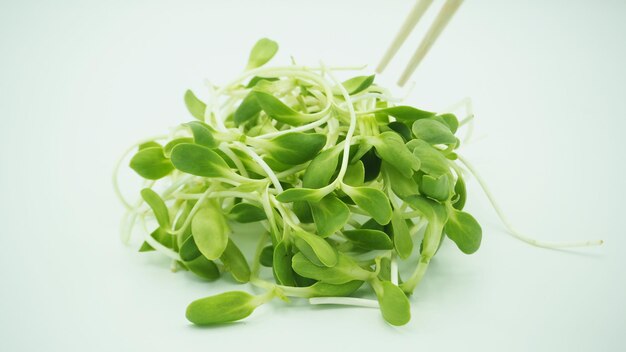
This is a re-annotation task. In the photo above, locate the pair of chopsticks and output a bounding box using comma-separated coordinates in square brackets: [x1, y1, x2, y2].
[376, 0, 464, 87]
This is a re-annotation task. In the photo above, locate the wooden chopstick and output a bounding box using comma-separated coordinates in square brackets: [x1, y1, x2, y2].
[397, 0, 464, 86]
[376, 0, 464, 87]
[376, 0, 434, 74]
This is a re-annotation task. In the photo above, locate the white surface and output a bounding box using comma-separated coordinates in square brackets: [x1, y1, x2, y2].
[1, 0, 625, 351]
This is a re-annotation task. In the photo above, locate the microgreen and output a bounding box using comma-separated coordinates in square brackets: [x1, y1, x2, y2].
[117, 38, 593, 328]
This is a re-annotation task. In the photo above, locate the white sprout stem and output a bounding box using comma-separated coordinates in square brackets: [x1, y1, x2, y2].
[457, 155, 604, 248]
[173, 190, 258, 201]
[309, 297, 379, 308]
[168, 185, 215, 236]
[272, 196, 300, 226]
[260, 188, 280, 242]
[216, 67, 335, 111]
[218, 143, 249, 178]
[161, 174, 194, 198]
[402, 211, 422, 219]
[255, 113, 333, 139]
[139, 216, 182, 261]
[204, 80, 228, 132]
[232, 142, 283, 192]
[410, 217, 428, 237]
[275, 164, 308, 179]
[390, 253, 399, 286]
[322, 64, 357, 182]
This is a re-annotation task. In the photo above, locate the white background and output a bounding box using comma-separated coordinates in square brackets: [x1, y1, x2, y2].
[1, 0, 625, 351]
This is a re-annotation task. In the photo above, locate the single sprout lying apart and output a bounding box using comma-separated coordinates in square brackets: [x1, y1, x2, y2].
[114, 38, 602, 326]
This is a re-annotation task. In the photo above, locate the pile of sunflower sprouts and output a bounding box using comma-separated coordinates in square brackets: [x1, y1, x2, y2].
[114, 38, 602, 326]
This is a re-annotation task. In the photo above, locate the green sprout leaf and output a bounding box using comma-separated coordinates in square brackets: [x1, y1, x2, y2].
[291, 252, 373, 284]
[452, 176, 467, 210]
[343, 161, 365, 186]
[272, 240, 296, 286]
[302, 280, 364, 298]
[302, 147, 341, 188]
[387, 121, 412, 141]
[293, 228, 337, 267]
[186, 291, 260, 325]
[220, 239, 251, 283]
[164, 138, 194, 157]
[138, 141, 162, 150]
[342, 229, 393, 250]
[140, 188, 170, 229]
[170, 143, 231, 177]
[381, 162, 419, 199]
[185, 121, 217, 148]
[130, 147, 174, 180]
[412, 119, 457, 145]
[263, 132, 326, 165]
[179, 235, 202, 262]
[192, 206, 230, 260]
[391, 210, 413, 259]
[333, 75, 375, 95]
[310, 195, 350, 238]
[419, 173, 452, 201]
[407, 139, 451, 177]
[404, 196, 448, 258]
[445, 209, 482, 254]
[276, 187, 327, 203]
[228, 203, 267, 223]
[373, 279, 411, 326]
[342, 185, 392, 225]
[234, 92, 262, 126]
[246, 38, 279, 70]
[259, 245, 274, 267]
[370, 132, 420, 178]
[185, 255, 220, 281]
[253, 91, 308, 126]
[436, 113, 459, 133]
[184, 89, 207, 120]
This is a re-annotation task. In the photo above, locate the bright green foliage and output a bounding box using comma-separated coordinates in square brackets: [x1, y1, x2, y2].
[184, 121, 217, 148]
[170, 143, 231, 177]
[228, 203, 267, 223]
[412, 119, 457, 145]
[129, 147, 173, 180]
[391, 210, 413, 259]
[342, 229, 393, 250]
[291, 252, 373, 284]
[186, 291, 262, 325]
[310, 195, 350, 237]
[117, 38, 483, 327]
[342, 185, 392, 225]
[140, 188, 170, 229]
[445, 208, 482, 254]
[372, 279, 411, 326]
[334, 75, 375, 95]
[234, 93, 262, 126]
[369, 131, 420, 178]
[192, 206, 229, 260]
[246, 38, 279, 69]
[184, 89, 206, 120]
[261, 132, 326, 165]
